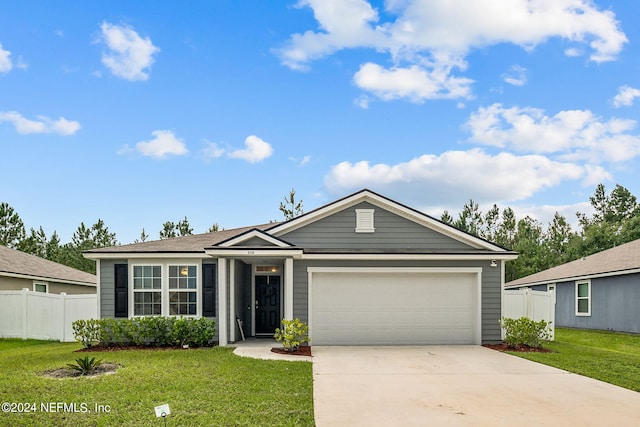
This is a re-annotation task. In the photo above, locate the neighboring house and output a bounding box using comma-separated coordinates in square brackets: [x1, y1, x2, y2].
[505, 238, 640, 334]
[84, 189, 517, 346]
[0, 245, 96, 294]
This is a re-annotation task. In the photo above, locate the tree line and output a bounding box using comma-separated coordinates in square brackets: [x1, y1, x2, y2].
[440, 183, 640, 281]
[0, 189, 304, 274]
[1, 185, 638, 281]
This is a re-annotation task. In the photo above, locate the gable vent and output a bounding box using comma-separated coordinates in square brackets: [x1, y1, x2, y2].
[355, 209, 375, 233]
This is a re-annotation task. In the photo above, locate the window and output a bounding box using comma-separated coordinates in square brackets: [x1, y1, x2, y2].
[169, 265, 197, 315]
[33, 282, 48, 293]
[133, 266, 162, 315]
[576, 280, 591, 316]
[131, 264, 200, 317]
[355, 209, 375, 233]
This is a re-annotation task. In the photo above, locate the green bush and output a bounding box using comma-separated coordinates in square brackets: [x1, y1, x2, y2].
[274, 318, 310, 351]
[501, 317, 552, 348]
[72, 317, 216, 348]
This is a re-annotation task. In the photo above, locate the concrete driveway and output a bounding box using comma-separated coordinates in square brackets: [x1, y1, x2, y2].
[313, 346, 640, 426]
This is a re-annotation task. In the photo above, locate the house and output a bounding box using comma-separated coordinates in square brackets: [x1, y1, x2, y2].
[0, 245, 96, 294]
[84, 189, 517, 346]
[505, 238, 640, 333]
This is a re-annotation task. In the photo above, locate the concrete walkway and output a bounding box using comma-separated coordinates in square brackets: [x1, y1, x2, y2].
[232, 338, 312, 362]
[312, 346, 640, 426]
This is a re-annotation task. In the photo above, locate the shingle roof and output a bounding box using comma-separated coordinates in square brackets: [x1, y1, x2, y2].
[84, 223, 275, 254]
[505, 238, 640, 288]
[0, 245, 96, 286]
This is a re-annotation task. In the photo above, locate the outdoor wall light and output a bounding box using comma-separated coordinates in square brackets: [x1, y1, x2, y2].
[490, 260, 497, 267]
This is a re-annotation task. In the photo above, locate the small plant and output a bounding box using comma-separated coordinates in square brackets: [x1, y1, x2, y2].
[67, 355, 103, 376]
[501, 317, 552, 349]
[274, 318, 310, 351]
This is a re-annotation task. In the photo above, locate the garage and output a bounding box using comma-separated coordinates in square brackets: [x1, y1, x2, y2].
[309, 267, 481, 345]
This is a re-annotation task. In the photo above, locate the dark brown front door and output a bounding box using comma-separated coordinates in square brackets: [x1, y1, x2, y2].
[255, 275, 280, 334]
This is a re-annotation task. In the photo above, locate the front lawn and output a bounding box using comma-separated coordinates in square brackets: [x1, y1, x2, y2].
[0, 340, 314, 426]
[508, 328, 640, 392]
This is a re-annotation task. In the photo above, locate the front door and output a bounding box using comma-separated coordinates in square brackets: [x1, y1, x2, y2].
[255, 275, 281, 335]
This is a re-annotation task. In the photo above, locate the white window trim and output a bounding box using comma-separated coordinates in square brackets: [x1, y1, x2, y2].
[131, 263, 163, 317]
[129, 260, 202, 318]
[575, 280, 591, 316]
[355, 208, 375, 233]
[168, 264, 199, 317]
[33, 281, 48, 293]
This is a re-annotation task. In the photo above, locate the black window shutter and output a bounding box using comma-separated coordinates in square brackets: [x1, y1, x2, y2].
[114, 264, 128, 318]
[202, 264, 216, 317]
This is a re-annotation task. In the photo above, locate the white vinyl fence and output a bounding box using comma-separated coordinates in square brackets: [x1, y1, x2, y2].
[503, 288, 556, 340]
[0, 289, 97, 342]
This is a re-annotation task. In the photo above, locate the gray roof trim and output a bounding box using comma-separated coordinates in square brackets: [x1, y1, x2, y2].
[0, 271, 97, 287]
[505, 238, 640, 288]
[505, 267, 640, 288]
[205, 248, 304, 258]
[302, 252, 518, 261]
[268, 189, 509, 252]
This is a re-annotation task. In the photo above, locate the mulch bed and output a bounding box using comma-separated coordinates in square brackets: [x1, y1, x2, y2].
[483, 343, 552, 353]
[42, 363, 120, 379]
[271, 345, 312, 356]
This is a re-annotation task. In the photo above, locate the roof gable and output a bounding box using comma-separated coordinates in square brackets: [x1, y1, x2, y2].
[269, 189, 507, 252]
[215, 228, 294, 248]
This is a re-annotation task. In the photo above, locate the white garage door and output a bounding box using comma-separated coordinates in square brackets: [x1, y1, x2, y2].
[309, 268, 480, 345]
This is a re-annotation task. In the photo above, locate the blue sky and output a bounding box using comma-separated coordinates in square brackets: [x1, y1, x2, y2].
[1, 0, 639, 244]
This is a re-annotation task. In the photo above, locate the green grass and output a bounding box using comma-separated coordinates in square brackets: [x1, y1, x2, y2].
[0, 340, 314, 426]
[508, 328, 640, 392]
[0, 339, 57, 351]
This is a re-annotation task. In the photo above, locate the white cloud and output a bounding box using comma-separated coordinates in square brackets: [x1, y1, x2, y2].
[324, 149, 585, 206]
[300, 155, 312, 166]
[0, 43, 12, 73]
[228, 135, 273, 163]
[275, 0, 384, 71]
[465, 103, 640, 163]
[202, 141, 225, 160]
[99, 22, 160, 81]
[135, 130, 187, 158]
[277, 0, 627, 101]
[501, 65, 527, 86]
[0, 111, 80, 135]
[612, 86, 640, 108]
[353, 62, 473, 102]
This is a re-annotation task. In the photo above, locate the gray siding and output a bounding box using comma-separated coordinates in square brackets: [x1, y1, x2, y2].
[555, 273, 640, 333]
[99, 259, 125, 318]
[292, 259, 502, 344]
[242, 236, 279, 247]
[283, 202, 474, 251]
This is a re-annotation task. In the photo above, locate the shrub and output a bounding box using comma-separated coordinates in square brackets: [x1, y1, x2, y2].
[72, 317, 216, 348]
[72, 319, 100, 348]
[184, 317, 216, 347]
[274, 318, 310, 351]
[67, 355, 103, 376]
[501, 317, 552, 348]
